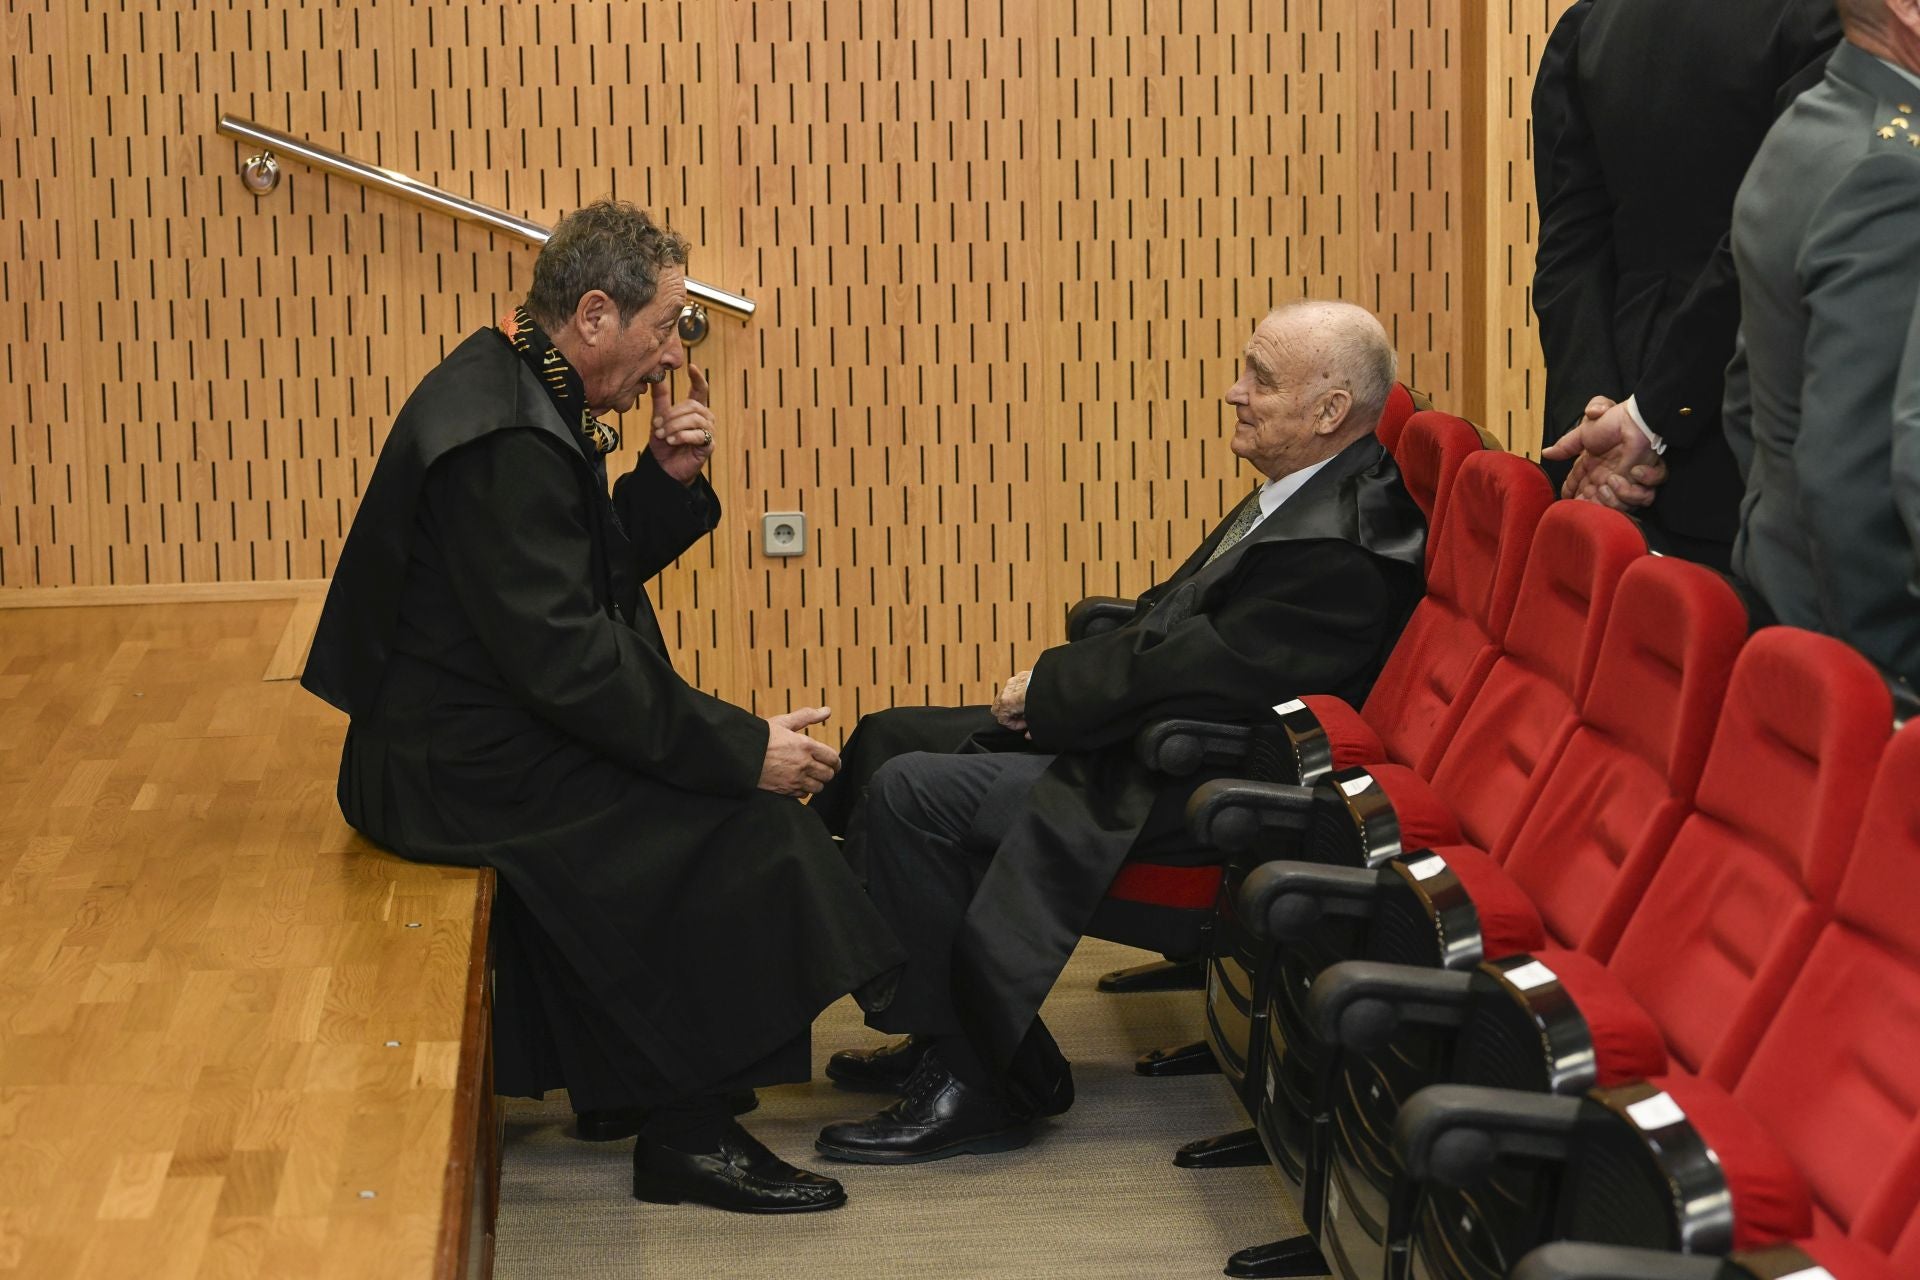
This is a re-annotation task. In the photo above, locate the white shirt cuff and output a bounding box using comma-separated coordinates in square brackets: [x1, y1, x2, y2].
[1622, 396, 1666, 455]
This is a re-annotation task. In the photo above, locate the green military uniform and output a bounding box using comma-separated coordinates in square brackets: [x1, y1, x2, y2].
[1728, 39, 1920, 681]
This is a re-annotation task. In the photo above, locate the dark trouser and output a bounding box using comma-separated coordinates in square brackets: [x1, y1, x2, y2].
[859, 749, 1070, 1098]
[491, 888, 809, 1113]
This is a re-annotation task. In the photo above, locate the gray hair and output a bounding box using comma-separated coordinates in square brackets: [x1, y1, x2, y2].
[525, 200, 690, 331]
[1268, 300, 1399, 434]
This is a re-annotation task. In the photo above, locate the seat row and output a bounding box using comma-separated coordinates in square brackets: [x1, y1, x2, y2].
[1122, 425, 1916, 1279]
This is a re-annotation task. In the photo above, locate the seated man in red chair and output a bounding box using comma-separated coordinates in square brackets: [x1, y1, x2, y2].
[814, 300, 1429, 1164]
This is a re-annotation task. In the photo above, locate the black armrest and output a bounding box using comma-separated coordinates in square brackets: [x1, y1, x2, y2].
[1067, 595, 1137, 640]
[1238, 860, 1395, 942]
[1395, 1084, 1588, 1188]
[1309, 960, 1477, 1052]
[1183, 778, 1315, 852]
[1512, 1243, 1720, 1280]
[1135, 718, 1258, 775]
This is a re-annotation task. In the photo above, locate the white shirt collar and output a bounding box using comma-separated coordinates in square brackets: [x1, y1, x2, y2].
[1255, 456, 1335, 523]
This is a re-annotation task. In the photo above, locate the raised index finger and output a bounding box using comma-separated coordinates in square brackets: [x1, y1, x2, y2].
[688, 362, 710, 407]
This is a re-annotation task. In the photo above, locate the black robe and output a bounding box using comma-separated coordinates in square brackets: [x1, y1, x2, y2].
[303, 330, 905, 1103]
[821, 434, 1427, 1066]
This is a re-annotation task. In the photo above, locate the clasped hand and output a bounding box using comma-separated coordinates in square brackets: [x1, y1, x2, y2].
[649, 364, 717, 486]
[759, 706, 842, 797]
[992, 670, 1032, 732]
[1540, 395, 1668, 509]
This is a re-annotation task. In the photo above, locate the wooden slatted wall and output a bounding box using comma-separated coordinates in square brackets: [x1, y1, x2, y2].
[0, 0, 1570, 732]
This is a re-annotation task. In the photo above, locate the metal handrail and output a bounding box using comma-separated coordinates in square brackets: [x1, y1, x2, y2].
[215, 113, 756, 320]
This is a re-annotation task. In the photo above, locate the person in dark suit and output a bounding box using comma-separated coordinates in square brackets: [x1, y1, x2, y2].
[1533, 0, 1840, 569]
[303, 201, 904, 1215]
[1724, 0, 1920, 682]
[811, 301, 1429, 1164]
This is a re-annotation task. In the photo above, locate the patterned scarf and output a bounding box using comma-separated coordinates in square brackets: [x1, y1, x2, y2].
[496, 305, 620, 455]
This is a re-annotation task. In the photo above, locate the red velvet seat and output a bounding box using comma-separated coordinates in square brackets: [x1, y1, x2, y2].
[1373, 383, 1420, 455]
[1366, 631, 1895, 1280]
[1472, 628, 1890, 1092]
[1317, 500, 1646, 871]
[1390, 409, 1484, 549]
[1288, 450, 1553, 783]
[1508, 723, 1920, 1275]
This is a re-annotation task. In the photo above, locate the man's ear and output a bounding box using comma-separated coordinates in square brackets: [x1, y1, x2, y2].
[1318, 388, 1354, 435]
[572, 289, 614, 344]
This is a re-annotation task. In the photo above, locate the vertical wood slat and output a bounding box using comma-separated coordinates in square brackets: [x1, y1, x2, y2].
[0, 0, 1558, 740]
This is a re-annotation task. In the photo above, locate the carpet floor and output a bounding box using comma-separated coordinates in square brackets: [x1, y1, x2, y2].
[493, 938, 1305, 1279]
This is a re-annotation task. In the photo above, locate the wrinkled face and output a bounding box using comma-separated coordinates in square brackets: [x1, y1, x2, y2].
[1223, 315, 1340, 479]
[573, 267, 688, 414]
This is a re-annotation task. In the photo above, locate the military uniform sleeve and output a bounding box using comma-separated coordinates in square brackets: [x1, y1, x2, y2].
[1793, 148, 1920, 662]
[423, 428, 768, 794]
[1532, 0, 1624, 446]
[1022, 540, 1402, 752]
[612, 449, 722, 581]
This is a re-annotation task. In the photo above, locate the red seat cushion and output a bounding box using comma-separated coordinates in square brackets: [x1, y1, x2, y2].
[1421, 502, 1644, 853]
[1655, 1071, 1815, 1251]
[1496, 558, 1749, 957]
[1603, 629, 1890, 1084]
[1104, 861, 1221, 910]
[1730, 726, 1920, 1252]
[1374, 383, 1419, 456]
[1391, 409, 1483, 546]
[1414, 844, 1547, 959]
[1523, 948, 1669, 1085]
[1787, 1232, 1904, 1280]
[1297, 693, 1388, 772]
[1360, 452, 1554, 774]
[1345, 764, 1464, 857]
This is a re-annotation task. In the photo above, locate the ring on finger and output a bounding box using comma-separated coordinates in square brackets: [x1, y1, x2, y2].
[700, 428, 714, 446]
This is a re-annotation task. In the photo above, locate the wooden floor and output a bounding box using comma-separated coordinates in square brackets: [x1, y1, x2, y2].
[0, 598, 488, 1278]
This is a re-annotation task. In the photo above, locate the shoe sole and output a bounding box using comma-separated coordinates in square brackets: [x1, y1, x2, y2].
[823, 1063, 914, 1094]
[812, 1126, 1032, 1165]
[632, 1182, 848, 1214]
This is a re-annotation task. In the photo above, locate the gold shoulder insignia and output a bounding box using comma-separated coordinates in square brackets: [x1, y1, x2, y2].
[1902, 103, 1916, 114]
[1895, 117, 1912, 129]
[1879, 125, 1900, 139]
[1911, 134, 1920, 148]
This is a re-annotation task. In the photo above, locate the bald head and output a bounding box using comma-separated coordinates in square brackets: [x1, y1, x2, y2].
[1224, 300, 1399, 480]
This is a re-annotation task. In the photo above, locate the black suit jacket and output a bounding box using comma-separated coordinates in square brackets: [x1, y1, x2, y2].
[1533, 0, 1838, 548]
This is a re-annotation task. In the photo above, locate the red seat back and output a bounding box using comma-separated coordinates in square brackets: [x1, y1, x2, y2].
[1360, 451, 1554, 775]
[1374, 383, 1418, 454]
[1497, 557, 1749, 955]
[1391, 410, 1485, 565]
[1732, 723, 1920, 1249]
[1421, 502, 1645, 853]
[1605, 629, 1891, 1084]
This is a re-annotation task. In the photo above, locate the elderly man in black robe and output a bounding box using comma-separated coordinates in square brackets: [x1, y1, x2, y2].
[813, 300, 1427, 1164]
[302, 200, 904, 1215]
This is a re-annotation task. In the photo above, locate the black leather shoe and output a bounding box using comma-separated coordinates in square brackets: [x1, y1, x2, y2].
[632, 1122, 846, 1214]
[576, 1090, 759, 1142]
[825, 1036, 927, 1093]
[814, 1053, 1032, 1164]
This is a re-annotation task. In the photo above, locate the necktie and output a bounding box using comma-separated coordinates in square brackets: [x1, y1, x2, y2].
[1203, 491, 1265, 567]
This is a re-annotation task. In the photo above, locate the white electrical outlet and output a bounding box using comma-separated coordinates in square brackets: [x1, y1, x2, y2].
[761, 511, 807, 557]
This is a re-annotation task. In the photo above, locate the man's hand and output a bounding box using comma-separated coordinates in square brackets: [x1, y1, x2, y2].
[649, 364, 716, 486]
[1541, 396, 1664, 509]
[992, 670, 1032, 731]
[759, 706, 841, 797]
